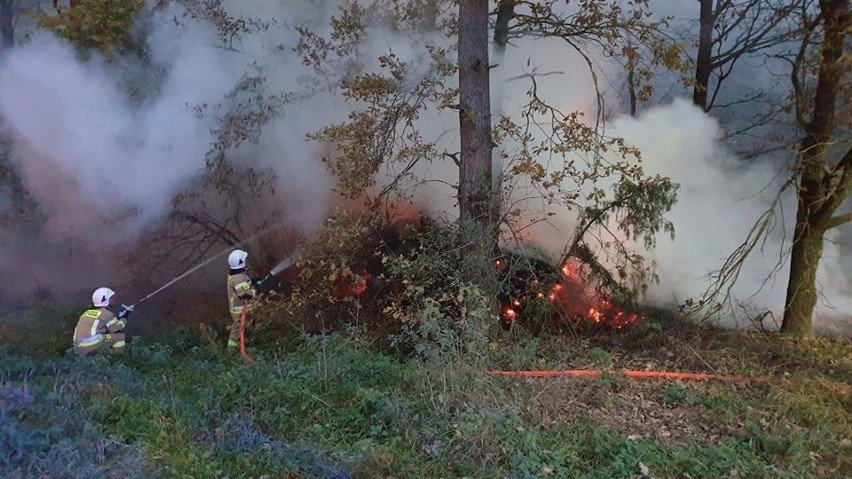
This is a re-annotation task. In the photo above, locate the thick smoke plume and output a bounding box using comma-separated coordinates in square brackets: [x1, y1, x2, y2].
[0, 4, 335, 243]
[0, 1, 339, 298]
[0, 1, 848, 334]
[488, 34, 852, 333]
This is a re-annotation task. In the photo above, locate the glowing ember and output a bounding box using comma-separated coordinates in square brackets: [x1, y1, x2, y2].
[588, 308, 602, 322]
[497, 258, 644, 331]
[331, 270, 370, 297]
[561, 262, 581, 282]
[548, 283, 562, 301]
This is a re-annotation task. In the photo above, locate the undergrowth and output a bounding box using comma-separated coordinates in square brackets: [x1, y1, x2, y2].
[1, 307, 850, 478]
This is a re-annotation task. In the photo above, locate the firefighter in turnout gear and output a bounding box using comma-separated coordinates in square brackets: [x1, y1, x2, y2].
[227, 249, 258, 349]
[73, 287, 132, 356]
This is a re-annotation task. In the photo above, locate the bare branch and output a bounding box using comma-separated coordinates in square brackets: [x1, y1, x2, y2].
[823, 212, 852, 230]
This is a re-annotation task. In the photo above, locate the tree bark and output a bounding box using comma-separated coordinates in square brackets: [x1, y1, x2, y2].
[782, 220, 823, 335]
[0, 1, 21, 215]
[458, 0, 496, 286]
[693, 0, 714, 110]
[781, 0, 850, 336]
[493, 0, 513, 52]
[0, 0, 12, 50]
[626, 44, 638, 116]
[421, 0, 438, 31]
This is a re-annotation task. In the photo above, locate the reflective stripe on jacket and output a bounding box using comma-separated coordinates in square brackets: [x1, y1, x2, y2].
[227, 272, 257, 314]
[73, 307, 124, 344]
[75, 334, 104, 347]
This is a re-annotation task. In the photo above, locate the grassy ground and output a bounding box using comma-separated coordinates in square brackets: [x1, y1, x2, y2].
[1, 304, 850, 478]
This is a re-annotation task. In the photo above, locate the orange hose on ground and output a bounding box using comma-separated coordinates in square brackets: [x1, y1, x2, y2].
[240, 301, 254, 365]
[487, 369, 787, 386]
[489, 369, 852, 394]
[487, 369, 852, 394]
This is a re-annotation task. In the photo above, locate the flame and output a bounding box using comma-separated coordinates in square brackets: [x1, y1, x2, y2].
[498, 258, 644, 330]
[548, 283, 562, 301]
[561, 262, 581, 282]
[587, 307, 602, 323]
[331, 270, 370, 297]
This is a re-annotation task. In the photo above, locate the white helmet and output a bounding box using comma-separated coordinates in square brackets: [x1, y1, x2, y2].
[92, 287, 115, 307]
[228, 249, 248, 269]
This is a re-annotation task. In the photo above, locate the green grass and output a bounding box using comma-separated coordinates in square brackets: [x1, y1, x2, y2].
[2, 309, 851, 478]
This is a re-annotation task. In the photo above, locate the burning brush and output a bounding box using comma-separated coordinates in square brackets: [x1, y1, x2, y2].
[496, 254, 643, 331]
[260, 249, 642, 332]
[253, 210, 642, 332]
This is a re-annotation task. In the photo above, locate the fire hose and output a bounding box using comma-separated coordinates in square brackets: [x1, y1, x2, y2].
[122, 227, 300, 313]
[118, 247, 298, 327]
[487, 369, 781, 383]
[487, 369, 852, 394]
[240, 300, 254, 365]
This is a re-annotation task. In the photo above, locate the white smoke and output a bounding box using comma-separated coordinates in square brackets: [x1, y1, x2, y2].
[608, 100, 789, 321]
[477, 29, 852, 332]
[0, 2, 338, 246]
[611, 101, 852, 333]
[0, 1, 341, 298]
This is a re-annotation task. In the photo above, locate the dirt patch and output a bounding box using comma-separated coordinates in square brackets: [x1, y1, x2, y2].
[508, 377, 741, 446]
[588, 381, 735, 444]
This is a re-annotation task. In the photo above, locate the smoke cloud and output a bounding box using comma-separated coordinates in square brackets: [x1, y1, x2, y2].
[0, 1, 340, 298]
[483, 28, 851, 333]
[0, 3, 336, 244]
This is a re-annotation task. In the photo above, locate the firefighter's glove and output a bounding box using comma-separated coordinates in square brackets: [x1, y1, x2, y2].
[117, 304, 134, 319]
[253, 273, 273, 288]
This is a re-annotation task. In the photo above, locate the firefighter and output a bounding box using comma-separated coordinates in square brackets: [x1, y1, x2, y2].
[72, 287, 132, 356]
[226, 249, 258, 349]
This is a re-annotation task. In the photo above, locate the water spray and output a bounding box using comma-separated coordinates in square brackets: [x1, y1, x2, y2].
[251, 251, 302, 289]
[125, 225, 292, 311]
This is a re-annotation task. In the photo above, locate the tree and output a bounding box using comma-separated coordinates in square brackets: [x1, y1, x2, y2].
[697, 0, 851, 334]
[0, 0, 26, 218]
[38, 0, 145, 60]
[493, 0, 514, 55]
[693, 0, 713, 109]
[683, 0, 803, 157]
[297, 1, 678, 324]
[691, 0, 796, 112]
[781, 0, 851, 335]
[486, 1, 680, 300]
[0, 0, 12, 50]
[457, 0, 496, 289]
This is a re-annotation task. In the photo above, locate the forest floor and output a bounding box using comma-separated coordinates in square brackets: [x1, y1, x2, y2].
[1, 299, 850, 478]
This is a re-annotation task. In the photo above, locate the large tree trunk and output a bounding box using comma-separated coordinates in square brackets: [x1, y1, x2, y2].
[421, 0, 438, 31]
[458, 0, 496, 288]
[780, 0, 850, 336]
[0, 0, 12, 50]
[0, 0, 21, 215]
[625, 43, 638, 116]
[693, 0, 713, 110]
[781, 214, 824, 335]
[493, 0, 513, 52]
